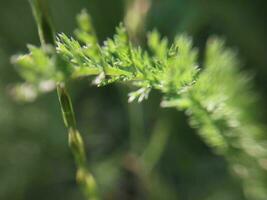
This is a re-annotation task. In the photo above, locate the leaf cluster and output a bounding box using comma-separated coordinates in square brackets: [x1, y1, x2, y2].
[13, 10, 267, 200]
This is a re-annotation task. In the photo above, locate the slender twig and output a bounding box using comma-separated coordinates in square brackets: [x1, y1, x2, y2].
[28, 0, 99, 199]
[57, 84, 98, 200]
[29, 0, 55, 46]
[141, 115, 171, 173]
[124, 0, 151, 43]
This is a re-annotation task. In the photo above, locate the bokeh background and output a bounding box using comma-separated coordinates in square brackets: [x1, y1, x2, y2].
[0, 0, 267, 199]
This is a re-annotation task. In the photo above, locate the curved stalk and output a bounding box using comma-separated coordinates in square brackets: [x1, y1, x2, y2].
[28, 0, 99, 199]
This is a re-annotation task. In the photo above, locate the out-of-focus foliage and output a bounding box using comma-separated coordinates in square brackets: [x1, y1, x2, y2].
[1, 0, 267, 200]
[13, 6, 267, 200]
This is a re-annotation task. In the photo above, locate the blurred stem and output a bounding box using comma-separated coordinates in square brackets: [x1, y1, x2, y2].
[29, 0, 55, 46]
[123, 0, 151, 154]
[116, 85, 146, 154]
[124, 0, 170, 179]
[129, 101, 145, 154]
[141, 115, 171, 173]
[29, 0, 99, 199]
[124, 0, 151, 43]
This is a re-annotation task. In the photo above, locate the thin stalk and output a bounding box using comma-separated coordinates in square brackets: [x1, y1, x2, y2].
[29, 0, 55, 46]
[123, 0, 151, 154]
[57, 84, 98, 200]
[141, 115, 171, 173]
[28, 0, 99, 199]
[124, 0, 170, 174]
[124, 0, 151, 43]
[128, 101, 145, 154]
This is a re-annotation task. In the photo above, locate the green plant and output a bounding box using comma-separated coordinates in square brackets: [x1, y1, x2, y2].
[14, 1, 99, 199]
[12, 0, 267, 199]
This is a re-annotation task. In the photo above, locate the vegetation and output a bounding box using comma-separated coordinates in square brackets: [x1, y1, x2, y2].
[1, 0, 267, 199]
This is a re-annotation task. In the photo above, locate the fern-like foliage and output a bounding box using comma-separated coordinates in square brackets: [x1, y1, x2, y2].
[12, 10, 267, 200]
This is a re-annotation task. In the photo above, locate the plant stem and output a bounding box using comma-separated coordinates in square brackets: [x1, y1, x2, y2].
[29, 0, 55, 46]
[124, 0, 151, 43]
[28, 0, 99, 199]
[57, 84, 99, 200]
[141, 115, 171, 173]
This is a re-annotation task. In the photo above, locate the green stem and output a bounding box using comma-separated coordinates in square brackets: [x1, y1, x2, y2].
[29, 0, 55, 46]
[141, 115, 170, 173]
[29, 1, 99, 199]
[128, 102, 145, 154]
[57, 85, 99, 200]
[124, 0, 151, 43]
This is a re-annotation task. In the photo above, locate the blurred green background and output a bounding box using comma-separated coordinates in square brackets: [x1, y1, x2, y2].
[0, 0, 267, 199]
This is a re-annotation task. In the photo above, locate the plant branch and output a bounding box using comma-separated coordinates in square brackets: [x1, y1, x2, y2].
[28, 1, 99, 199]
